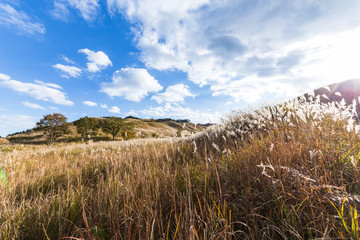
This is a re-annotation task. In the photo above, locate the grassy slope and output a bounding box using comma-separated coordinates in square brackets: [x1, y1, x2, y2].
[1, 97, 360, 239]
[5, 118, 205, 144]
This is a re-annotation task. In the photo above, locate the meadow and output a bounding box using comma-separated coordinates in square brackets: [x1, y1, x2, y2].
[1, 94, 360, 239]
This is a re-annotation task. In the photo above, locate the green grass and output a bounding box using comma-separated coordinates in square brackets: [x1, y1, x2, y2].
[1, 97, 360, 239]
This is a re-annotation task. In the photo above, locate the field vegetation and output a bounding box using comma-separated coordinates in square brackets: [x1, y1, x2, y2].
[1, 94, 360, 239]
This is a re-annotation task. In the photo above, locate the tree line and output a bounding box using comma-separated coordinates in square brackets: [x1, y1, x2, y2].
[36, 113, 135, 143]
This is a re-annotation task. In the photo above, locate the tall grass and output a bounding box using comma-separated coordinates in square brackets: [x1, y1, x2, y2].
[1, 96, 360, 239]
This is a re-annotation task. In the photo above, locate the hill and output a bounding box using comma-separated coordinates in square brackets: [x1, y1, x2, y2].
[0, 137, 9, 144]
[2, 79, 360, 239]
[303, 78, 360, 113]
[5, 117, 209, 144]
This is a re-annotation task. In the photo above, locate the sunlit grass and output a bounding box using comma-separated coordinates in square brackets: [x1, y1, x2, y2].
[1, 96, 360, 239]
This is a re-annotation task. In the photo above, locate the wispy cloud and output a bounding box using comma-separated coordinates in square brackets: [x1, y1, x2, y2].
[34, 80, 63, 89]
[0, 73, 73, 106]
[101, 67, 163, 102]
[22, 101, 46, 110]
[53, 63, 82, 78]
[67, 0, 100, 22]
[0, 114, 38, 137]
[83, 100, 97, 107]
[151, 84, 195, 104]
[51, 0, 100, 22]
[79, 48, 112, 73]
[51, 0, 70, 21]
[61, 55, 75, 64]
[0, 3, 45, 35]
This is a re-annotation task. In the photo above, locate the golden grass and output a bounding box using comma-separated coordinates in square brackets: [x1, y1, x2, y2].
[0, 138, 9, 144]
[1, 97, 360, 239]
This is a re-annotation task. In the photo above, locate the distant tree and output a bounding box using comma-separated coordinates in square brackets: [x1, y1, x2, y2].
[102, 117, 125, 140]
[102, 117, 136, 140]
[36, 113, 69, 143]
[120, 122, 135, 140]
[73, 117, 99, 140]
[125, 115, 139, 119]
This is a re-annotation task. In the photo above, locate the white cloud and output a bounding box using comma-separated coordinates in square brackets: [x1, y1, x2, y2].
[0, 114, 38, 137]
[51, 0, 100, 22]
[101, 67, 163, 102]
[109, 106, 120, 113]
[108, 0, 360, 103]
[138, 103, 219, 123]
[0, 3, 45, 35]
[53, 63, 82, 78]
[61, 55, 75, 64]
[34, 80, 63, 89]
[100, 104, 108, 109]
[22, 101, 46, 110]
[51, 0, 70, 21]
[0, 73, 11, 81]
[67, 0, 99, 22]
[79, 48, 112, 72]
[0, 73, 73, 106]
[151, 83, 195, 104]
[83, 100, 97, 107]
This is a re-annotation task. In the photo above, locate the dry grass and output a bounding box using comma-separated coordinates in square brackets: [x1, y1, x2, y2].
[1, 96, 360, 239]
[0, 138, 9, 144]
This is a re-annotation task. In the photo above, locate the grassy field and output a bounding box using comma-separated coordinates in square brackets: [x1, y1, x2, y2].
[1, 96, 360, 239]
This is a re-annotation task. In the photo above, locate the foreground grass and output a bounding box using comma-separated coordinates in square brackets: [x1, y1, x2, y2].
[1, 97, 360, 239]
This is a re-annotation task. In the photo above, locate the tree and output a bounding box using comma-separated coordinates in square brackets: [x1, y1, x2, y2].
[101, 117, 125, 140]
[101, 117, 135, 140]
[120, 122, 135, 140]
[73, 117, 99, 140]
[36, 113, 69, 143]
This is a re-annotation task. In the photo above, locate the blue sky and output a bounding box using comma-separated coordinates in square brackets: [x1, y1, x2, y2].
[1, 0, 360, 137]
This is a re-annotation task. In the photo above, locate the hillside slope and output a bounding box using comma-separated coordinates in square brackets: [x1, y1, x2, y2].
[2, 80, 360, 239]
[6, 117, 208, 144]
[304, 78, 360, 113]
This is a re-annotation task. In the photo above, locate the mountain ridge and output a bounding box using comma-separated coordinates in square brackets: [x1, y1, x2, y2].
[4, 117, 211, 144]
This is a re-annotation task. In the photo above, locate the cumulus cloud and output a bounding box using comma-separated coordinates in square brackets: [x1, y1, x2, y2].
[108, 0, 360, 103]
[0, 3, 45, 35]
[0, 73, 73, 106]
[53, 63, 82, 78]
[79, 48, 112, 72]
[151, 84, 195, 104]
[83, 100, 97, 107]
[109, 106, 120, 113]
[22, 101, 46, 110]
[139, 103, 219, 123]
[101, 67, 163, 102]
